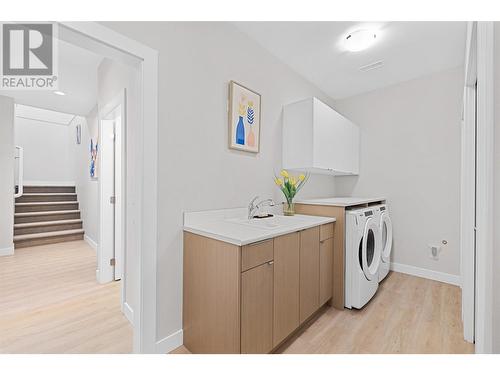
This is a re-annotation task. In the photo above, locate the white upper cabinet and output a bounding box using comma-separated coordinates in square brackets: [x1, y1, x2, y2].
[283, 97, 360, 176]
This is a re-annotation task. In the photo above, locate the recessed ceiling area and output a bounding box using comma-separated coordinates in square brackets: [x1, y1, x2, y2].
[0, 39, 103, 116]
[234, 21, 467, 99]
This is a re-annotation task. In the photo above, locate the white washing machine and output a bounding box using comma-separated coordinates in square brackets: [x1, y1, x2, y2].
[375, 204, 393, 282]
[345, 206, 382, 309]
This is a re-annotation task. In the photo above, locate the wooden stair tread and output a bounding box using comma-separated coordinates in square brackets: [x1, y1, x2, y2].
[14, 219, 83, 228]
[15, 201, 78, 206]
[15, 210, 81, 217]
[20, 193, 77, 196]
[14, 229, 85, 241]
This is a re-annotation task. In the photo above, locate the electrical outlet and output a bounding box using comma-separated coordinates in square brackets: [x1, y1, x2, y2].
[429, 245, 442, 260]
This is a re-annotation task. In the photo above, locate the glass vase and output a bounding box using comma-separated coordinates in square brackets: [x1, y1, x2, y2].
[283, 201, 295, 216]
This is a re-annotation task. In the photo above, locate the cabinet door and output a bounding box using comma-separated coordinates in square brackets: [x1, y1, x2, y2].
[319, 237, 334, 306]
[241, 261, 274, 353]
[273, 232, 300, 347]
[299, 226, 320, 323]
[313, 98, 360, 174]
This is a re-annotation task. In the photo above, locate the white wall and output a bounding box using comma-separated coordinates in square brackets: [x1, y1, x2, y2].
[15, 117, 74, 184]
[334, 67, 464, 280]
[68, 110, 99, 245]
[101, 21, 337, 346]
[0, 95, 15, 255]
[492, 22, 500, 354]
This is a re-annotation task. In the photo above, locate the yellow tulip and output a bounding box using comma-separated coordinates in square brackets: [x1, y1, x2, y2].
[274, 178, 283, 186]
[280, 170, 289, 178]
[290, 176, 297, 186]
[299, 174, 306, 181]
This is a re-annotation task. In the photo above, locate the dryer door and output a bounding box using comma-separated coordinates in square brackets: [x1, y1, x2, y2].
[360, 217, 381, 281]
[380, 212, 393, 263]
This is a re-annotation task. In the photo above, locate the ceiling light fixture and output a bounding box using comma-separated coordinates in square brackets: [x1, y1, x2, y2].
[53, 90, 66, 96]
[344, 29, 377, 52]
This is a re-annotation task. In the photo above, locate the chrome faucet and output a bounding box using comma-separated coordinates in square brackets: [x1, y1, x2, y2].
[248, 196, 275, 219]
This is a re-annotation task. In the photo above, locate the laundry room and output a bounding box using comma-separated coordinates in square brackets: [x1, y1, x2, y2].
[2, 17, 495, 361]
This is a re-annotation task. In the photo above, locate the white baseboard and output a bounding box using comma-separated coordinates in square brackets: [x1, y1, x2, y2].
[24, 180, 75, 186]
[122, 302, 134, 325]
[0, 245, 14, 257]
[390, 262, 461, 286]
[84, 235, 98, 251]
[156, 329, 183, 354]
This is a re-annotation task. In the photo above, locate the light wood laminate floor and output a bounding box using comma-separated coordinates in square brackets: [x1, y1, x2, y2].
[0, 240, 132, 354]
[172, 272, 474, 354]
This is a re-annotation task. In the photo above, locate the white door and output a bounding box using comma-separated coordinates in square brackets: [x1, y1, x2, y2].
[99, 115, 124, 283]
[380, 212, 393, 264]
[99, 119, 116, 283]
[114, 115, 123, 281]
[360, 218, 381, 281]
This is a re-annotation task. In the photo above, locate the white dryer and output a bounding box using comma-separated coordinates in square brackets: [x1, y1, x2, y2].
[345, 206, 382, 309]
[375, 204, 393, 282]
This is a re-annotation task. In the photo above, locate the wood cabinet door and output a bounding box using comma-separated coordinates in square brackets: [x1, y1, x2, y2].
[273, 232, 300, 347]
[241, 261, 274, 353]
[319, 237, 334, 306]
[299, 226, 320, 323]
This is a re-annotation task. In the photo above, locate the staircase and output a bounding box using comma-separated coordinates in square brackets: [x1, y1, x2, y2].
[14, 186, 84, 248]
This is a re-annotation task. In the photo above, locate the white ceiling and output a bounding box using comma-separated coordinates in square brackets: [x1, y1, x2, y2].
[15, 104, 75, 125]
[0, 39, 102, 116]
[234, 21, 467, 99]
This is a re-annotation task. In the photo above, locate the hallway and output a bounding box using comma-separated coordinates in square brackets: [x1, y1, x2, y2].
[0, 240, 132, 353]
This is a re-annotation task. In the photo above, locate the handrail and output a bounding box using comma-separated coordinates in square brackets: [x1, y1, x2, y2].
[14, 146, 23, 198]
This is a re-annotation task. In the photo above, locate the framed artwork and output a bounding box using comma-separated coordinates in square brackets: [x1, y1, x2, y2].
[90, 137, 99, 180]
[228, 81, 261, 153]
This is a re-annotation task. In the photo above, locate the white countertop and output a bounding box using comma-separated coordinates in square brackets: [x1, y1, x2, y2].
[295, 197, 385, 207]
[184, 207, 336, 246]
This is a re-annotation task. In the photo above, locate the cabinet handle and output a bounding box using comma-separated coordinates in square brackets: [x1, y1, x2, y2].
[267, 261, 274, 265]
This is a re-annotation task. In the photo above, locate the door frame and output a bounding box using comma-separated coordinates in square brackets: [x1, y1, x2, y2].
[60, 22, 159, 354]
[461, 21, 477, 345]
[474, 21, 494, 354]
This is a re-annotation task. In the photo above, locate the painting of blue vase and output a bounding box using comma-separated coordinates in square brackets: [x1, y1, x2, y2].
[228, 81, 261, 153]
[236, 115, 245, 145]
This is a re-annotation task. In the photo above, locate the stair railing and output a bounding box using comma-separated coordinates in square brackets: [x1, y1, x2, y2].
[14, 146, 23, 198]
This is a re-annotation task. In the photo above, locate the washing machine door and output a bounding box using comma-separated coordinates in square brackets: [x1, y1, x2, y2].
[360, 217, 381, 281]
[380, 212, 393, 263]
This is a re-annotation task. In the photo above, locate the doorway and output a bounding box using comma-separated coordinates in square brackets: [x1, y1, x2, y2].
[0, 21, 159, 353]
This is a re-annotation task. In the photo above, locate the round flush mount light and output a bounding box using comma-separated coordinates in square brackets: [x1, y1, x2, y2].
[344, 29, 377, 52]
[53, 90, 66, 96]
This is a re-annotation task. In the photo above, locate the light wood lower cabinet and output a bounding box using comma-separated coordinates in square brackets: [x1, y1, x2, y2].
[241, 261, 274, 353]
[295, 204, 345, 309]
[273, 232, 300, 347]
[183, 222, 335, 353]
[319, 237, 334, 305]
[299, 226, 320, 323]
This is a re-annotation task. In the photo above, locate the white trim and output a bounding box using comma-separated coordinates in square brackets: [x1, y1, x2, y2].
[155, 330, 183, 354]
[474, 21, 494, 354]
[460, 21, 477, 344]
[23, 180, 75, 186]
[59, 22, 159, 354]
[122, 302, 134, 325]
[84, 235, 98, 251]
[0, 245, 14, 257]
[390, 263, 461, 286]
